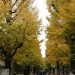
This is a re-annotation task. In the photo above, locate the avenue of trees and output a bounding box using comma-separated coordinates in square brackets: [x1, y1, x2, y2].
[0, 0, 75, 75]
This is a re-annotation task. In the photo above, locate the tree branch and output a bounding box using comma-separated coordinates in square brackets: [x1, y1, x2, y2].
[51, 3, 59, 13]
[11, 42, 23, 57]
[12, 0, 19, 9]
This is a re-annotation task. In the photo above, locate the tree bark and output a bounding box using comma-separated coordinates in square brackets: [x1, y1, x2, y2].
[52, 68, 55, 75]
[5, 56, 14, 75]
[10, 60, 14, 75]
[56, 60, 60, 75]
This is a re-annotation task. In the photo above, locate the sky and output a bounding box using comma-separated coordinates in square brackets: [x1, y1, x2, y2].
[33, 0, 50, 57]
[12, 0, 50, 57]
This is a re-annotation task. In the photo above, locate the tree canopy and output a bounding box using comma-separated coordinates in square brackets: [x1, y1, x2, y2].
[46, 0, 75, 68]
[0, 0, 42, 69]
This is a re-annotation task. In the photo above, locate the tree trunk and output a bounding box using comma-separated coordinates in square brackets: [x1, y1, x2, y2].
[5, 57, 14, 75]
[62, 66, 65, 75]
[52, 68, 55, 75]
[65, 65, 70, 75]
[10, 60, 14, 75]
[24, 65, 30, 75]
[56, 60, 60, 75]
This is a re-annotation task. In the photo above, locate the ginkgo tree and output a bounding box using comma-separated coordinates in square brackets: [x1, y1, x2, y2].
[46, 0, 75, 74]
[0, 0, 42, 75]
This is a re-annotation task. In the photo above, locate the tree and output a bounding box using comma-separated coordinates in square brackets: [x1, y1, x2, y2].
[0, 0, 42, 75]
[46, 0, 75, 74]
